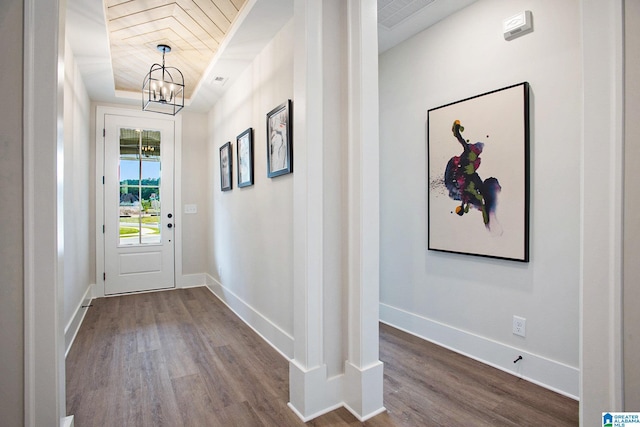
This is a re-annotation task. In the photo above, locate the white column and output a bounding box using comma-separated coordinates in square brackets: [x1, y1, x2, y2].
[623, 0, 640, 410]
[289, 0, 334, 420]
[343, 0, 385, 420]
[23, 0, 66, 425]
[289, 0, 384, 421]
[580, 0, 624, 423]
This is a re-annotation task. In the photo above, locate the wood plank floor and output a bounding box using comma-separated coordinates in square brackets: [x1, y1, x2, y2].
[66, 287, 578, 426]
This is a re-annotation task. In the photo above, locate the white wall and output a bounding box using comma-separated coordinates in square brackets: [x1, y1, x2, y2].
[207, 20, 295, 356]
[0, 0, 25, 424]
[181, 112, 209, 276]
[63, 40, 92, 349]
[379, 0, 580, 397]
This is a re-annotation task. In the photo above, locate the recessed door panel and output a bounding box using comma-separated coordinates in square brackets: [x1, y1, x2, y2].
[119, 252, 162, 275]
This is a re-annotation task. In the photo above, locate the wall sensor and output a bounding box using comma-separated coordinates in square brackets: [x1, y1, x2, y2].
[503, 11, 533, 41]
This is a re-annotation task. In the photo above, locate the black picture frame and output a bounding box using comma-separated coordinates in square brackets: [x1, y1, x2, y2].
[427, 82, 530, 262]
[266, 100, 293, 178]
[219, 141, 232, 191]
[236, 127, 254, 188]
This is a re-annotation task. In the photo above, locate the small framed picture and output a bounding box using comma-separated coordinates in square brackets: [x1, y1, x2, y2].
[236, 128, 254, 188]
[219, 141, 232, 191]
[266, 100, 292, 178]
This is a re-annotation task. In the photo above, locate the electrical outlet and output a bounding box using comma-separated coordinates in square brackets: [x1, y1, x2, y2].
[513, 316, 526, 337]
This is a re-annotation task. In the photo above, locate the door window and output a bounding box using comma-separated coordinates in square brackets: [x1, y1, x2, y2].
[118, 128, 162, 246]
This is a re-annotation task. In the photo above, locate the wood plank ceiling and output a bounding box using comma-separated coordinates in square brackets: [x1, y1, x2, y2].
[105, 0, 247, 99]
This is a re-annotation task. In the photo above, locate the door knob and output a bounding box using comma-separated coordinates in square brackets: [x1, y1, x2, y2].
[167, 223, 173, 228]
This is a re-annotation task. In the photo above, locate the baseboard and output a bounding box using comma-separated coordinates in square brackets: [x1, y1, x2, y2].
[343, 360, 385, 421]
[178, 273, 206, 288]
[287, 401, 344, 423]
[288, 362, 343, 421]
[61, 415, 74, 427]
[205, 274, 294, 359]
[344, 403, 386, 422]
[65, 284, 94, 358]
[379, 303, 579, 400]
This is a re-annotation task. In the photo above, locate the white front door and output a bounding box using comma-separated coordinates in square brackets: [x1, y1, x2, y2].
[104, 114, 175, 295]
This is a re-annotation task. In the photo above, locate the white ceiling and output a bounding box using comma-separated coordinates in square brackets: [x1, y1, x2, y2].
[378, 0, 477, 52]
[66, 0, 476, 113]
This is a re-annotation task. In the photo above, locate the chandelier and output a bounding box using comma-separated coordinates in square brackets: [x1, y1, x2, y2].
[142, 44, 184, 116]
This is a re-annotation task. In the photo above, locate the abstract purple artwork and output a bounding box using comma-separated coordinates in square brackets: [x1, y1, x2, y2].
[444, 120, 502, 236]
[428, 83, 529, 262]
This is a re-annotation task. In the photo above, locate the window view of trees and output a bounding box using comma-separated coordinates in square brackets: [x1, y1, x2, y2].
[118, 128, 162, 245]
[120, 178, 161, 214]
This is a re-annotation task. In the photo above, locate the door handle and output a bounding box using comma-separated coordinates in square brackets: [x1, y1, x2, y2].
[167, 223, 173, 228]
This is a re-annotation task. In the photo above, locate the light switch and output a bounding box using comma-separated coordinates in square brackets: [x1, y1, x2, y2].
[184, 204, 197, 214]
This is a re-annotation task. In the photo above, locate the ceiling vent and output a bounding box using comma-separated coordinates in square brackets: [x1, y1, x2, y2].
[378, 0, 436, 30]
[208, 76, 228, 86]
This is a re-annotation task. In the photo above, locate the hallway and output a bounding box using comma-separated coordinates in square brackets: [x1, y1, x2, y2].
[66, 287, 577, 426]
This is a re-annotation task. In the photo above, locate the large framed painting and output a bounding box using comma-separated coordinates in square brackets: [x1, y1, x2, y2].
[427, 82, 530, 262]
[237, 128, 254, 188]
[266, 100, 292, 178]
[219, 141, 232, 192]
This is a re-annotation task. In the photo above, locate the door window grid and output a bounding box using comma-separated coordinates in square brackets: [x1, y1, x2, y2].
[118, 128, 162, 246]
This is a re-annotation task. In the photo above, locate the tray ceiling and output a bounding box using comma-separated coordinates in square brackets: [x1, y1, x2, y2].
[67, 0, 477, 111]
[105, 0, 247, 99]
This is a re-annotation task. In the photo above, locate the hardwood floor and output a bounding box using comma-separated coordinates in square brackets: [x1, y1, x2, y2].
[66, 287, 578, 426]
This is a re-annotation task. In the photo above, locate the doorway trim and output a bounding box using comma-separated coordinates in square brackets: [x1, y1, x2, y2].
[95, 105, 183, 297]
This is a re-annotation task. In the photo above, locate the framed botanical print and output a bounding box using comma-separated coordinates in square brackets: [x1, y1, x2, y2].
[219, 141, 232, 191]
[236, 128, 254, 188]
[266, 100, 292, 178]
